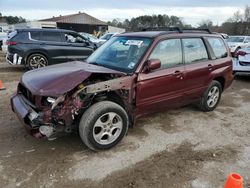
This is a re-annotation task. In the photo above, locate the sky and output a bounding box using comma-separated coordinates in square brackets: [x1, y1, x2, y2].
[0, 0, 249, 26]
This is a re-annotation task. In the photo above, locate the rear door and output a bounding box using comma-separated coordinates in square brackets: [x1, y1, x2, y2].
[136, 38, 186, 116]
[181, 38, 211, 101]
[62, 32, 94, 61]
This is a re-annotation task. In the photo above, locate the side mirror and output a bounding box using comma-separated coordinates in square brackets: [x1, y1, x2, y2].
[147, 59, 161, 72]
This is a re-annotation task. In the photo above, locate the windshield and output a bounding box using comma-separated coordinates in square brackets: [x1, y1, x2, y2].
[227, 36, 245, 43]
[87, 34, 98, 40]
[80, 32, 98, 40]
[86, 36, 152, 73]
[100, 33, 113, 40]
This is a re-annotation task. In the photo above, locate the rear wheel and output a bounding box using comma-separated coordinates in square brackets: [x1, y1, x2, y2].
[27, 53, 48, 69]
[79, 101, 129, 151]
[198, 80, 222, 112]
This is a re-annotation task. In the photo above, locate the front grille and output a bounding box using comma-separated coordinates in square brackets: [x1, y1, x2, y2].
[239, 61, 250, 66]
[18, 84, 35, 103]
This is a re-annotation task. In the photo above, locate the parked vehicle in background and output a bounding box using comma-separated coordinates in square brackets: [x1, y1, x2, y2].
[220, 33, 229, 39]
[98, 32, 119, 45]
[11, 28, 233, 150]
[0, 31, 8, 52]
[233, 45, 250, 75]
[6, 29, 95, 69]
[227, 36, 250, 56]
[79, 32, 104, 48]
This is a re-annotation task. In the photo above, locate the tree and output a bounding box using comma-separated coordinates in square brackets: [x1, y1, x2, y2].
[198, 20, 213, 29]
[219, 6, 250, 35]
[107, 14, 186, 31]
[0, 13, 26, 24]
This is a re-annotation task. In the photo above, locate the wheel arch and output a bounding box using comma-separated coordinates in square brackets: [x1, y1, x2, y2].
[213, 76, 225, 90]
[25, 50, 49, 66]
[92, 91, 134, 127]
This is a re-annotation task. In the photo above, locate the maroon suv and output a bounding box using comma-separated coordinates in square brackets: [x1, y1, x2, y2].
[11, 28, 234, 150]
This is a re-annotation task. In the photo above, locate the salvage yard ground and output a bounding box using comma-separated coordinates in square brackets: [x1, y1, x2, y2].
[0, 59, 250, 188]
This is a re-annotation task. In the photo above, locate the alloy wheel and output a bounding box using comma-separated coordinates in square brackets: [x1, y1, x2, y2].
[93, 112, 123, 145]
[29, 55, 47, 69]
[207, 86, 220, 108]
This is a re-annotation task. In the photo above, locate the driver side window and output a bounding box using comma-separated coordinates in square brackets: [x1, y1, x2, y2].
[64, 33, 86, 44]
[149, 39, 182, 69]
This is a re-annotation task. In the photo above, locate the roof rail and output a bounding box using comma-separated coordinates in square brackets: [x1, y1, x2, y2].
[141, 27, 213, 34]
[141, 27, 183, 33]
[182, 28, 212, 34]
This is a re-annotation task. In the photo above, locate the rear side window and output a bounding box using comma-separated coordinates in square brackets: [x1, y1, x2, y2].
[8, 30, 17, 39]
[30, 31, 41, 40]
[183, 38, 208, 64]
[11, 32, 27, 41]
[41, 32, 62, 42]
[207, 38, 228, 59]
[149, 39, 182, 69]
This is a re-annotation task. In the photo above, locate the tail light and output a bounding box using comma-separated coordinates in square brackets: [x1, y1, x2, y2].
[6, 41, 17, 46]
[236, 51, 247, 56]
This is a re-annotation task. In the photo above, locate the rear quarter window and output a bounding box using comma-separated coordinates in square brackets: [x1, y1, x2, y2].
[41, 31, 62, 42]
[207, 38, 228, 59]
[12, 32, 27, 41]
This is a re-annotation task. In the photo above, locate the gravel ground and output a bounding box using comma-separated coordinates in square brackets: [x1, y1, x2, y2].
[0, 60, 250, 188]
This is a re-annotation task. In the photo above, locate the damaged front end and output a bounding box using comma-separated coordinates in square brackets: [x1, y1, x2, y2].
[11, 73, 136, 139]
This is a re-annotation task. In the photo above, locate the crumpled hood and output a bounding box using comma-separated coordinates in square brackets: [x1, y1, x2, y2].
[21, 61, 125, 97]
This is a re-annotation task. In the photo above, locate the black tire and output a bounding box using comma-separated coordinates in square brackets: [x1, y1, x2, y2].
[27, 53, 48, 70]
[198, 80, 222, 112]
[79, 101, 129, 151]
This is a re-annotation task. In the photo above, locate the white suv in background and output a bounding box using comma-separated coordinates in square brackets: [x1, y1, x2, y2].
[227, 36, 250, 56]
[233, 45, 250, 75]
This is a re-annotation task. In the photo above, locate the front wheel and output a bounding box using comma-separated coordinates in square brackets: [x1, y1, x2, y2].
[79, 101, 129, 151]
[198, 80, 222, 112]
[27, 53, 48, 69]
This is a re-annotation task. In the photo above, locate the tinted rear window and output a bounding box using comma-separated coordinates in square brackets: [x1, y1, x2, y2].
[207, 38, 228, 59]
[12, 32, 27, 41]
[8, 30, 17, 39]
[41, 31, 62, 42]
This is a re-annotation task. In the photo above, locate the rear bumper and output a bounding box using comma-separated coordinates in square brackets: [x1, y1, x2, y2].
[233, 59, 250, 73]
[10, 93, 44, 138]
[6, 52, 25, 65]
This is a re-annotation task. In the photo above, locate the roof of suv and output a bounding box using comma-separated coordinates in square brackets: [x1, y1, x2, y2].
[118, 30, 222, 38]
[16, 28, 75, 33]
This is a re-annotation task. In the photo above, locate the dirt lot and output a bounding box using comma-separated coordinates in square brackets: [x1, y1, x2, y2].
[0, 59, 250, 188]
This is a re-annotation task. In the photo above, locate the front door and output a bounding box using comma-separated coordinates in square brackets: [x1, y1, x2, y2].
[63, 32, 94, 61]
[136, 38, 186, 117]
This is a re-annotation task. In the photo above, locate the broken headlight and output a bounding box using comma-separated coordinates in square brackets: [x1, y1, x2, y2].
[51, 95, 65, 110]
[47, 97, 56, 104]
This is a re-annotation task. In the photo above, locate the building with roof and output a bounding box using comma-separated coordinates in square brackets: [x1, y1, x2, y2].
[39, 12, 108, 33]
[10, 12, 125, 35]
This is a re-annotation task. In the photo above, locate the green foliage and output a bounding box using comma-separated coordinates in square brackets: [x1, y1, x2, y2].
[107, 14, 191, 31]
[212, 6, 250, 35]
[0, 13, 26, 24]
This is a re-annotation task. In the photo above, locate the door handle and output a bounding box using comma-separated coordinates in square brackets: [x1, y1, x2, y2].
[208, 64, 213, 71]
[173, 70, 183, 80]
